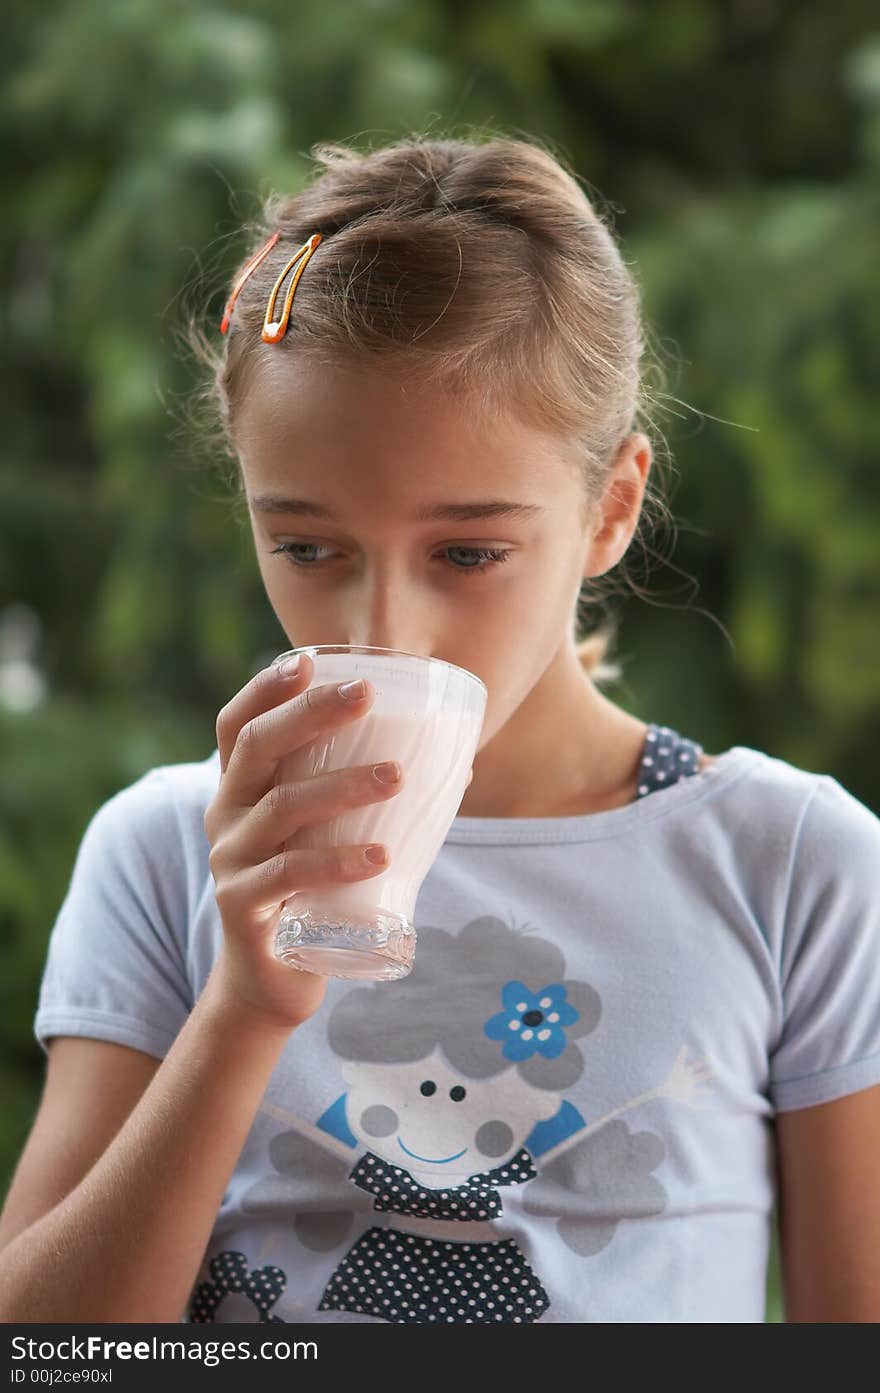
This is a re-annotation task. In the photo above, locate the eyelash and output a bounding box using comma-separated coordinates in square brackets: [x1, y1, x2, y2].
[269, 542, 513, 579]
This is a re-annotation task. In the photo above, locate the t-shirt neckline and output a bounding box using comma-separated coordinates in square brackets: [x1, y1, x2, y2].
[445, 745, 763, 844]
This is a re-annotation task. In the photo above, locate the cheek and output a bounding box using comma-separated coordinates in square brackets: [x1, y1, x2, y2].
[474, 1120, 515, 1159]
[255, 561, 291, 618]
[360, 1105, 399, 1138]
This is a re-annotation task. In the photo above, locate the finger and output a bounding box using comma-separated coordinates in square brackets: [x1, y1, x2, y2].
[230, 761, 403, 868]
[222, 673, 376, 811]
[215, 652, 314, 776]
[217, 842, 390, 920]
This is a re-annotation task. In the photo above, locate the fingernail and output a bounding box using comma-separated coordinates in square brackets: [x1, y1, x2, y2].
[372, 761, 400, 784]
[277, 657, 300, 678]
[364, 844, 388, 865]
[338, 679, 366, 701]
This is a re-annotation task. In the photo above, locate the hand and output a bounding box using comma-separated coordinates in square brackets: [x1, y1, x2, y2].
[203, 653, 404, 1031]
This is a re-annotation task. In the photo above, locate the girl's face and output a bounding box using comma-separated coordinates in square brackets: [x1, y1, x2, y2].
[340, 1051, 560, 1183]
[234, 356, 649, 759]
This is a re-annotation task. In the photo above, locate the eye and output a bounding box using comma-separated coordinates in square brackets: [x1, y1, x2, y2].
[419, 1080, 437, 1097]
[269, 542, 513, 579]
[443, 546, 512, 578]
[449, 1085, 467, 1102]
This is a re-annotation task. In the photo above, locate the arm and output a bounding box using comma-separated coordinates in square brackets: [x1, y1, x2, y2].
[775, 1083, 880, 1322]
[539, 1045, 714, 1164]
[6, 655, 390, 1323]
[0, 954, 294, 1324]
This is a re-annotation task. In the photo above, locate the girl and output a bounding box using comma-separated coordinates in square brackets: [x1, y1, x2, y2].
[1, 134, 878, 1324]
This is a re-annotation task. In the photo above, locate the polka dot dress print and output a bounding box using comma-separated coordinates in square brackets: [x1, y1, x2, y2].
[349, 1147, 535, 1220]
[636, 724, 703, 799]
[319, 1227, 549, 1323]
[188, 1251, 287, 1323]
[318, 1148, 550, 1323]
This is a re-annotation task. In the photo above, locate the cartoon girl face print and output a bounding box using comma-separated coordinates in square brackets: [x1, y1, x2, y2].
[212, 914, 716, 1324]
[343, 1050, 560, 1185]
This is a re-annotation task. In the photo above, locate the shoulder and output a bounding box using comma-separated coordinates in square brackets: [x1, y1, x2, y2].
[58, 750, 222, 955]
[786, 772, 880, 886]
[686, 747, 877, 909]
[698, 744, 825, 824]
[134, 748, 221, 822]
[726, 755, 880, 954]
[85, 749, 220, 858]
[722, 748, 880, 863]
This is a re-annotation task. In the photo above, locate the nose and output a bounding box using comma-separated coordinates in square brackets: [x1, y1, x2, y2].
[344, 560, 436, 658]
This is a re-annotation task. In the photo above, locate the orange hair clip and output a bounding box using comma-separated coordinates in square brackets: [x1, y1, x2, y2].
[262, 233, 322, 344]
[219, 231, 280, 335]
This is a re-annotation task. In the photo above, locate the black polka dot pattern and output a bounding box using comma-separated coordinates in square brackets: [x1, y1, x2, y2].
[636, 723, 704, 799]
[188, 1250, 287, 1323]
[318, 1226, 550, 1323]
[350, 1147, 536, 1220]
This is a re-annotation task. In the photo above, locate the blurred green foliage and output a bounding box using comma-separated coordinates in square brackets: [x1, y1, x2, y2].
[2, 0, 879, 1324]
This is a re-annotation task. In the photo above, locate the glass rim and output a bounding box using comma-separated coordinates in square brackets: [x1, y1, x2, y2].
[275, 644, 487, 696]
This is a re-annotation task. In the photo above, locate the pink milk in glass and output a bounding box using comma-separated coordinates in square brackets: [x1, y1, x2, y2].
[272, 646, 487, 981]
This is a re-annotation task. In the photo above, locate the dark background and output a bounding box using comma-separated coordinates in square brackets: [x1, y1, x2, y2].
[2, 1, 879, 1323]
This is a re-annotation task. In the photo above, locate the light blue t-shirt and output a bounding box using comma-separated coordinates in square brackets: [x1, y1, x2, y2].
[32, 731, 880, 1323]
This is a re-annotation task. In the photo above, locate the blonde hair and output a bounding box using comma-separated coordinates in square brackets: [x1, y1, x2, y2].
[185, 131, 675, 684]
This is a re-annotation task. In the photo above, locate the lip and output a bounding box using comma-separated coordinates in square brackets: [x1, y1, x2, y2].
[397, 1137, 468, 1164]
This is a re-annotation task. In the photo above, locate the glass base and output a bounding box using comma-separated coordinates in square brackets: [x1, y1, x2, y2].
[274, 907, 416, 981]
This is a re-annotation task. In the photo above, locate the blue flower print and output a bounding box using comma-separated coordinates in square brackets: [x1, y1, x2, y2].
[484, 980, 580, 1061]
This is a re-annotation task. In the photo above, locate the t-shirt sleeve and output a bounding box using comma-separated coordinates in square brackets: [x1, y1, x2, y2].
[769, 774, 880, 1112]
[33, 768, 195, 1061]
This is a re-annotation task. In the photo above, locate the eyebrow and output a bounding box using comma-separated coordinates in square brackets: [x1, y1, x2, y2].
[248, 495, 544, 523]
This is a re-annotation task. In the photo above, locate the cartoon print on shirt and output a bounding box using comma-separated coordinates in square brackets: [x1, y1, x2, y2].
[188, 1251, 288, 1323]
[188, 914, 717, 1325]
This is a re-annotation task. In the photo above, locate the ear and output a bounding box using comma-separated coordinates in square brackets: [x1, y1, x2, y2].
[584, 433, 652, 580]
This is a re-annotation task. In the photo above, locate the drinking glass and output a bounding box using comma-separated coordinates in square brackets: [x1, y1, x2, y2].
[272, 645, 487, 981]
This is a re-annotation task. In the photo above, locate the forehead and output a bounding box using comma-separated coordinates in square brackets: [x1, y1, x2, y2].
[234, 356, 577, 494]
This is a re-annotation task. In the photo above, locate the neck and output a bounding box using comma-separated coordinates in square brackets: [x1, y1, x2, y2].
[457, 646, 648, 819]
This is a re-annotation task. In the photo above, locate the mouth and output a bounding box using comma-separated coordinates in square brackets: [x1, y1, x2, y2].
[397, 1137, 468, 1164]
